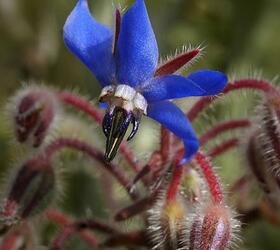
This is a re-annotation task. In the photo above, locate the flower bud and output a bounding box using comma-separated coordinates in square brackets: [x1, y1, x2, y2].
[181, 166, 206, 203]
[147, 192, 190, 249]
[9, 87, 59, 147]
[189, 203, 237, 250]
[246, 132, 280, 208]
[256, 94, 280, 175]
[0, 157, 55, 231]
[245, 93, 280, 208]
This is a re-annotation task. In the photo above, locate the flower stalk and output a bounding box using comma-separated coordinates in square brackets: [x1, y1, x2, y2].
[188, 79, 279, 121]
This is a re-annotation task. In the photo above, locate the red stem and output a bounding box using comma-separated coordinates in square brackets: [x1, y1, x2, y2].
[51, 227, 82, 250]
[119, 144, 141, 172]
[0, 233, 18, 250]
[43, 137, 138, 200]
[194, 151, 223, 204]
[230, 174, 253, 193]
[51, 226, 100, 250]
[47, 210, 114, 249]
[166, 160, 184, 202]
[46, 209, 70, 225]
[199, 119, 251, 145]
[47, 210, 116, 233]
[58, 91, 103, 123]
[160, 127, 171, 164]
[58, 91, 141, 173]
[188, 79, 278, 122]
[208, 138, 239, 158]
[114, 190, 159, 221]
[102, 230, 147, 248]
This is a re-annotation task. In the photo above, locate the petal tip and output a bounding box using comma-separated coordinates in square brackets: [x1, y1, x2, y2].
[116, 0, 158, 86]
[63, 0, 114, 86]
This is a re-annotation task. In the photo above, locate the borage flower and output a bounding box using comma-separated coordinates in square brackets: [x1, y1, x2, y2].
[63, 0, 227, 163]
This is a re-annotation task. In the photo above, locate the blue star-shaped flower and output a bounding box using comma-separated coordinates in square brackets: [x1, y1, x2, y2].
[63, 0, 228, 163]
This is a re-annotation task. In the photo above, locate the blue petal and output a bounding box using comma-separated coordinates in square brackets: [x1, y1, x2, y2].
[140, 70, 227, 102]
[147, 101, 199, 164]
[116, 0, 158, 87]
[187, 69, 228, 95]
[140, 75, 206, 102]
[63, 0, 115, 86]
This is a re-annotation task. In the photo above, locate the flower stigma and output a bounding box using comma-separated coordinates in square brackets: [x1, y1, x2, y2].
[99, 84, 147, 161]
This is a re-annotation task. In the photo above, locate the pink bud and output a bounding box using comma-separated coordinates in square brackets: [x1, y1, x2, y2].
[10, 87, 59, 147]
[0, 157, 55, 231]
[189, 204, 237, 250]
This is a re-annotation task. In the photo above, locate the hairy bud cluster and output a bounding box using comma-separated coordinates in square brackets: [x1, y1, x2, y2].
[147, 159, 239, 250]
[8, 87, 59, 147]
[0, 157, 55, 232]
[148, 197, 237, 250]
[246, 94, 280, 207]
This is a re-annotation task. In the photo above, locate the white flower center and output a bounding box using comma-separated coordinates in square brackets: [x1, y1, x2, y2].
[99, 84, 148, 115]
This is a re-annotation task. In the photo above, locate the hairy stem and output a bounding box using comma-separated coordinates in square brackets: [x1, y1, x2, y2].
[47, 210, 116, 250]
[208, 138, 239, 158]
[166, 161, 184, 203]
[160, 127, 171, 164]
[199, 119, 251, 145]
[114, 191, 159, 221]
[188, 79, 279, 121]
[194, 151, 223, 204]
[43, 137, 138, 200]
[101, 230, 148, 248]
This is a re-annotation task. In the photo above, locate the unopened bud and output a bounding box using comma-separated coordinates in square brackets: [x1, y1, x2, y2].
[9, 87, 59, 147]
[256, 94, 280, 175]
[181, 166, 206, 203]
[246, 131, 280, 208]
[147, 193, 190, 249]
[189, 203, 237, 250]
[0, 157, 55, 231]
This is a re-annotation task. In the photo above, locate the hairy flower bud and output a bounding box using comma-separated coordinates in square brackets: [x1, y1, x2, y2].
[246, 132, 280, 208]
[181, 166, 206, 203]
[244, 93, 280, 208]
[189, 203, 237, 250]
[147, 192, 190, 249]
[256, 94, 280, 175]
[0, 157, 55, 232]
[9, 86, 59, 147]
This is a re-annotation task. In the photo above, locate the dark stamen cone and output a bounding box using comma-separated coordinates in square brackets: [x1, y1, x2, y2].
[105, 107, 132, 161]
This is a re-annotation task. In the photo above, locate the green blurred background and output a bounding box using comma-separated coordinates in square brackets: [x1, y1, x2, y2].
[0, 0, 280, 249]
